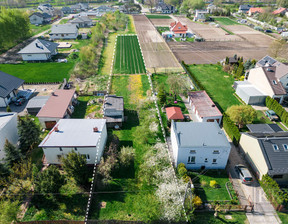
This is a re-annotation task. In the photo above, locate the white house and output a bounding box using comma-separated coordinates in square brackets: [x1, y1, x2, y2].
[0, 71, 24, 107]
[39, 119, 107, 165]
[0, 113, 18, 161]
[156, 2, 175, 14]
[188, 91, 222, 124]
[194, 10, 208, 22]
[37, 89, 76, 129]
[171, 121, 231, 170]
[18, 39, 59, 61]
[49, 24, 79, 40]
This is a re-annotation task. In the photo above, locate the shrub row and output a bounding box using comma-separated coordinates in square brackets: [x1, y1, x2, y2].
[223, 113, 241, 145]
[266, 96, 288, 125]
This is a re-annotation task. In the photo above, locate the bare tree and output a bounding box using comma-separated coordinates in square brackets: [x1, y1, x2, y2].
[146, 0, 156, 13]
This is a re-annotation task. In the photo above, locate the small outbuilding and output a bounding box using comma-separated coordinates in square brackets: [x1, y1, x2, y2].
[165, 107, 184, 121]
[103, 95, 124, 128]
[26, 96, 49, 115]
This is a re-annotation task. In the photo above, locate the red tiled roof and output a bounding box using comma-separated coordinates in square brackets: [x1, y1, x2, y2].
[37, 89, 75, 118]
[166, 107, 184, 120]
[273, 7, 286, 15]
[171, 21, 188, 33]
[248, 7, 264, 14]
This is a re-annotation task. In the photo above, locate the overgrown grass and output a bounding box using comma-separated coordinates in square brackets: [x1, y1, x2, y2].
[193, 211, 247, 224]
[72, 96, 103, 119]
[146, 15, 171, 19]
[30, 24, 51, 36]
[277, 211, 288, 223]
[156, 26, 169, 35]
[214, 17, 239, 25]
[0, 62, 75, 83]
[187, 64, 241, 112]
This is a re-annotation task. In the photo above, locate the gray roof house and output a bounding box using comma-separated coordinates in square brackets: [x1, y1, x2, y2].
[26, 96, 49, 115]
[171, 121, 231, 169]
[49, 24, 79, 40]
[93, 5, 116, 16]
[240, 130, 288, 184]
[61, 7, 72, 14]
[39, 119, 107, 165]
[156, 3, 175, 14]
[69, 16, 92, 27]
[29, 12, 51, 25]
[18, 39, 59, 61]
[238, 5, 252, 13]
[247, 124, 283, 133]
[0, 71, 24, 107]
[104, 95, 124, 128]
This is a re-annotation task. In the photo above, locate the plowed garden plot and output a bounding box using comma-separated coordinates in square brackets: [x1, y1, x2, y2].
[113, 35, 146, 74]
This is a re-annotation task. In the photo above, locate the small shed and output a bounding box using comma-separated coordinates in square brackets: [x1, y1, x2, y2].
[166, 107, 184, 120]
[26, 96, 49, 115]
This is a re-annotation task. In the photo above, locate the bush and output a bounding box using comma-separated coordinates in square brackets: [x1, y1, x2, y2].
[192, 196, 203, 208]
[210, 180, 219, 188]
[177, 163, 186, 170]
[119, 146, 135, 167]
[223, 113, 241, 145]
[178, 167, 187, 177]
[200, 180, 207, 187]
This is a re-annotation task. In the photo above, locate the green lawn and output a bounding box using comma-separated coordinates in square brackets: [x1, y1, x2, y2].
[156, 26, 169, 35]
[0, 62, 75, 83]
[277, 212, 288, 224]
[175, 37, 195, 42]
[193, 212, 247, 224]
[59, 18, 69, 24]
[188, 170, 232, 202]
[30, 24, 51, 36]
[113, 35, 146, 74]
[214, 17, 239, 25]
[146, 15, 171, 19]
[221, 27, 234, 35]
[187, 64, 241, 112]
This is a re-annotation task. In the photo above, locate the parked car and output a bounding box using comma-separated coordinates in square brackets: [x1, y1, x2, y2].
[265, 110, 279, 121]
[14, 97, 26, 106]
[264, 29, 272, 33]
[234, 164, 253, 184]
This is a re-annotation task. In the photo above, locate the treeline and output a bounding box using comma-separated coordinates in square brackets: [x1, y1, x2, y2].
[266, 96, 288, 125]
[0, 7, 30, 52]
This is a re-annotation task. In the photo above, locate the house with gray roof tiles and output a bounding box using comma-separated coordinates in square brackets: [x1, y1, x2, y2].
[240, 130, 288, 184]
[49, 24, 79, 40]
[69, 16, 92, 27]
[104, 95, 124, 128]
[18, 39, 58, 61]
[39, 119, 107, 165]
[171, 121, 231, 169]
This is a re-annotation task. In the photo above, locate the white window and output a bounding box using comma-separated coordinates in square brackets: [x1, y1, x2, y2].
[190, 150, 196, 154]
[273, 144, 279, 151]
[212, 159, 217, 164]
[213, 150, 220, 154]
[187, 156, 195, 164]
[283, 144, 288, 151]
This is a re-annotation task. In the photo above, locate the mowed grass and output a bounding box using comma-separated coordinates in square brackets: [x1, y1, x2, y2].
[146, 15, 171, 19]
[193, 212, 247, 224]
[214, 17, 239, 25]
[0, 62, 75, 83]
[187, 64, 240, 112]
[113, 35, 146, 74]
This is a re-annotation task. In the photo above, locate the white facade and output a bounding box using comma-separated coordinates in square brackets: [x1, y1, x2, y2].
[194, 10, 208, 21]
[0, 113, 18, 161]
[30, 14, 44, 25]
[0, 91, 16, 107]
[171, 122, 231, 170]
[20, 48, 57, 61]
[50, 31, 78, 40]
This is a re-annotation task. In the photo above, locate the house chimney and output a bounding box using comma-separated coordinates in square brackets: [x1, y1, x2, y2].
[54, 126, 59, 132]
[52, 92, 56, 96]
[93, 127, 98, 132]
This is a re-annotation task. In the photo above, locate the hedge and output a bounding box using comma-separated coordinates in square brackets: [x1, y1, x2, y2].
[223, 113, 241, 145]
[181, 61, 205, 91]
[265, 96, 288, 125]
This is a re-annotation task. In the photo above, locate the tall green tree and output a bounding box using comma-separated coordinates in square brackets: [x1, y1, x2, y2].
[62, 151, 88, 185]
[3, 139, 21, 168]
[34, 166, 65, 196]
[166, 74, 190, 101]
[18, 115, 40, 154]
[158, 84, 167, 106]
[226, 105, 257, 128]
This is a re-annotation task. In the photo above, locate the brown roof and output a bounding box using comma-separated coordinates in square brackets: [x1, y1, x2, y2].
[262, 67, 287, 95]
[188, 91, 222, 118]
[37, 89, 75, 118]
[166, 107, 184, 120]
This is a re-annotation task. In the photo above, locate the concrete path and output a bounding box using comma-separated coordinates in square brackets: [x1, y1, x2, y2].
[179, 94, 199, 122]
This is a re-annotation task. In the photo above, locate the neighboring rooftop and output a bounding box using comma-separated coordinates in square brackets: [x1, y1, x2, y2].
[37, 89, 75, 118]
[18, 39, 59, 54]
[235, 81, 266, 96]
[50, 24, 78, 34]
[257, 55, 277, 67]
[70, 16, 92, 23]
[104, 95, 124, 111]
[39, 119, 106, 147]
[188, 91, 222, 117]
[261, 66, 286, 95]
[0, 71, 24, 98]
[172, 121, 230, 148]
[26, 96, 49, 109]
[166, 107, 184, 120]
[0, 112, 17, 129]
[249, 7, 264, 14]
[247, 124, 283, 133]
[273, 7, 286, 15]
[239, 5, 252, 11]
[170, 21, 188, 33]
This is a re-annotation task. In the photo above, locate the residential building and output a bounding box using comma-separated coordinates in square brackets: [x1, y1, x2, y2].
[70, 3, 89, 13]
[0, 113, 18, 162]
[18, 39, 59, 61]
[104, 95, 124, 128]
[207, 4, 217, 13]
[248, 7, 264, 16]
[29, 12, 51, 25]
[0, 71, 24, 107]
[156, 2, 175, 14]
[166, 107, 184, 121]
[273, 7, 287, 16]
[93, 5, 116, 16]
[69, 16, 92, 27]
[26, 96, 49, 115]
[37, 89, 76, 129]
[240, 129, 288, 184]
[238, 5, 252, 14]
[38, 3, 54, 16]
[61, 7, 72, 14]
[49, 24, 79, 40]
[170, 21, 188, 38]
[39, 119, 107, 165]
[171, 121, 231, 169]
[194, 10, 208, 22]
[188, 91, 222, 124]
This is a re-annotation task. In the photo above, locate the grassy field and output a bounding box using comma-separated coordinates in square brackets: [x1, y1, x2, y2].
[214, 17, 239, 25]
[193, 211, 247, 224]
[175, 37, 195, 42]
[277, 211, 288, 223]
[221, 27, 234, 35]
[0, 62, 75, 83]
[156, 26, 169, 35]
[146, 15, 171, 19]
[187, 64, 241, 112]
[113, 35, 146, 74]
[188, 170, 232, 201]
[72, 96, 103, 119]
[30, 24, 51, 36]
